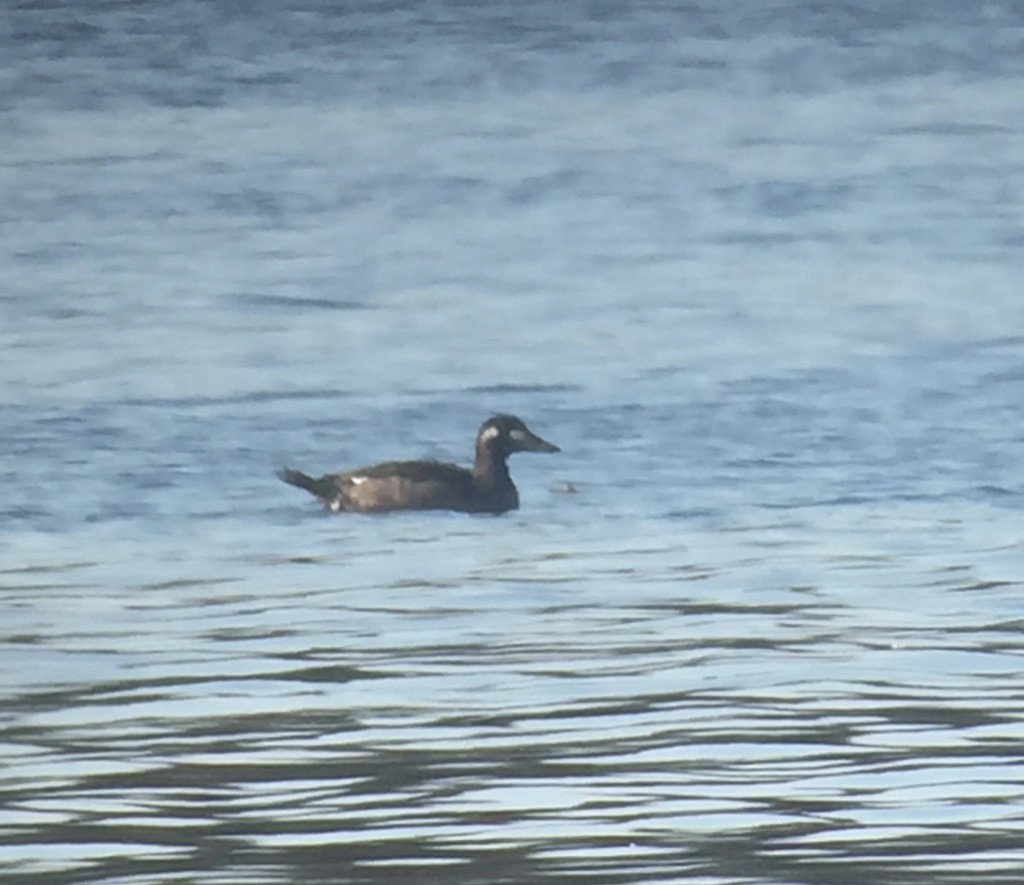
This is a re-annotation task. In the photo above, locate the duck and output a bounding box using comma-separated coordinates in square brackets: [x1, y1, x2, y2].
[279, 414, 559, 514]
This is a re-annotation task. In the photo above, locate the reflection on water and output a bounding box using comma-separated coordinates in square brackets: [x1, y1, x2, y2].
[4, 510, 1024, 883]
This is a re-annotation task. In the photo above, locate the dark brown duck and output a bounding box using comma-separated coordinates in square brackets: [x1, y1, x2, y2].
[279, 414, 559, 514]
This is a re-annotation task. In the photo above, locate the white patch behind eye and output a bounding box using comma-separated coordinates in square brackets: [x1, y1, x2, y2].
[480, 425, 501, 442]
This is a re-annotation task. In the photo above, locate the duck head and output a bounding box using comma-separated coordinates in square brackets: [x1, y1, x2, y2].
[476, 414, 560, 458]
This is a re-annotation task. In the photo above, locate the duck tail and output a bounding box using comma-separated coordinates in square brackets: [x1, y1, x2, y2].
[278, 467, 329, 499]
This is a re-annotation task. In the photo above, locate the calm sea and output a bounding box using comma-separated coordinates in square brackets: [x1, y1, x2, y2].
[4, 2, 1024, 882]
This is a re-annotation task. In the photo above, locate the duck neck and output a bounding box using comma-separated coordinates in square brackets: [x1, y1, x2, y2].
[473, 444, 511, 488]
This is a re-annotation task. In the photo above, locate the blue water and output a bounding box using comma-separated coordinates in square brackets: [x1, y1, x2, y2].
[4, 2, 1024, 883]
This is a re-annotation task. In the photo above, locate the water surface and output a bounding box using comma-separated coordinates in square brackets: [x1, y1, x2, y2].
[4, 2, 1024, 882]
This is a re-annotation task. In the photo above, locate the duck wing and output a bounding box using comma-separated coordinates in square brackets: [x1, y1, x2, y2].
[328, 459, 479, 512]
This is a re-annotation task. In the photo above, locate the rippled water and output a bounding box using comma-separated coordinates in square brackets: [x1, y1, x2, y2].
[5, 2, 1024, 883]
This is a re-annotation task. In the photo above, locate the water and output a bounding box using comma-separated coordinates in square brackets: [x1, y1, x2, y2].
[4, 2, 1024, 882]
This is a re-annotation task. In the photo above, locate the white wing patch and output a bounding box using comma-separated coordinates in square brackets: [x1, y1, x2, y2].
[349, 476, 367, 485]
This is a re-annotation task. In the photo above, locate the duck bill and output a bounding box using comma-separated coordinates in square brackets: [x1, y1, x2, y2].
[523, 431, 560, 453]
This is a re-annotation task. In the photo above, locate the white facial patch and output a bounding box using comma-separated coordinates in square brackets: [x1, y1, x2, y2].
[509, 428, 527, 444]
[480, 425, 501, 443]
